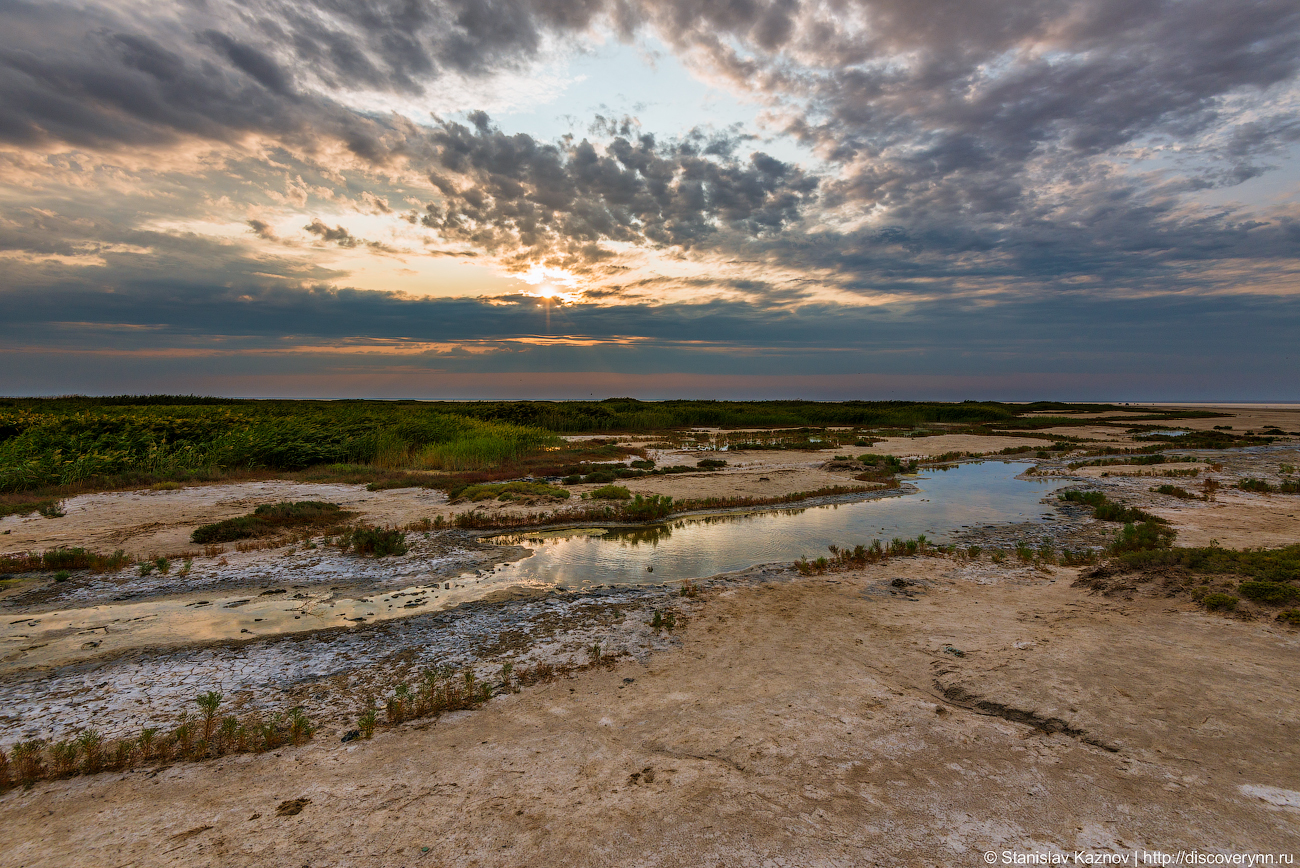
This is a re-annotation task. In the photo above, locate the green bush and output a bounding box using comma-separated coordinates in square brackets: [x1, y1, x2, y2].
[696, 459, 727, 469]
[1061, 490, 1162, 524]
[589, 485, 632, 500]
[1112, 542, 1300, 580]
[1237, 478, 1273, 493]
[1202, 593, 1238, 612]
[1108, 521, 1177, 553]
[1277, 610, 1300, 626]
[1238, 581, 1300, 605]
[451, 481, 570, 502]
[192, 501, 345, 543]
[342, 527, 407, 557]
[621, 494, 673, 521]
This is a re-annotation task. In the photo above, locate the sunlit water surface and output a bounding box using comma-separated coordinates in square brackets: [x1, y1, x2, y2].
[488, 460, 1070, 589]
[1, 461, 1068, 669]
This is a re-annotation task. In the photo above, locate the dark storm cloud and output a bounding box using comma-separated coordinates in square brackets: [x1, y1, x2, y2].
[418, 113, 817, 269]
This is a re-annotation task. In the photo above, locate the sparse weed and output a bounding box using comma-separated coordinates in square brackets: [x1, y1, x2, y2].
[76, 730, 104, 774]
[37, 500, 66, 518]
[50, 739, 78, 777]
[358, 708, 377, 739]
[196, 691, 222, 741]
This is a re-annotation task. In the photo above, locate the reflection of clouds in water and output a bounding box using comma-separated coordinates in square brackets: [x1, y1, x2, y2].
[492, 461, 1069, 587]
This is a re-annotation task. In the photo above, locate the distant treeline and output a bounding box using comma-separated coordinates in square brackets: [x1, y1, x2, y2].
[382, 399, 1049, 432]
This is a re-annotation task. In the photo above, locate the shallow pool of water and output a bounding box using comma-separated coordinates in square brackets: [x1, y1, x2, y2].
[489, 460, 1069, 589]
[0, 461, 1068, 670]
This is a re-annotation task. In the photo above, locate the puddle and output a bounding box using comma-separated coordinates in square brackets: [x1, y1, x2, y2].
[0, 461, 1065, 671]
[488, 461, 1069, 590]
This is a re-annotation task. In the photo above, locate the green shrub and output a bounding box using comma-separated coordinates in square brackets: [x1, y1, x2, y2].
[1153, 484, 1198, 499]
[1059, 490, 1161, 524]
[341, 527, 407, 557]
[1109, 521, 1177, 553]
[53, 570, 70, 582]
[1238, 581, 1300, 605]
[451, 481, 570, 502]
[696, 459, 727, 469]
[590, 484, 631, 500]
[1202, 593, 1238, 611]
[1237, 478, 1273, 493]
[1111, 542, 1300, 580]
[621, 494, 673, 521]
[192, 501, 347, 543]
[1276, 610, 1300, 626]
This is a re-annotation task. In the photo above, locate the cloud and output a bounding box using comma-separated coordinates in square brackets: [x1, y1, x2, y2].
[416, 112, 818, 272]
[0, 0, 1298, 398]
[303, 218, 398, 253]
[247, 219, 277, 240]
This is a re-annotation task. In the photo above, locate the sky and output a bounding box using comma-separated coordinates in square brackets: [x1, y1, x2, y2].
[1, 0, 1298, 401]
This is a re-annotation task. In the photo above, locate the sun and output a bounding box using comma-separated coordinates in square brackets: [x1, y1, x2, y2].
[518, 265, 579, 301]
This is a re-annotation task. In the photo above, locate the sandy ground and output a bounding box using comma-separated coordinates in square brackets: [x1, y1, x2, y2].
[2, 559, 1297, 867]
[2, 420, 1299, 865]
[1157, 405, 1300, 433]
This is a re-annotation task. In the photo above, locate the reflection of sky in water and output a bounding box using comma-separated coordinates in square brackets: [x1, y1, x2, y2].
[490, 461, 1070, 588]
[2, 461, 1072, 669]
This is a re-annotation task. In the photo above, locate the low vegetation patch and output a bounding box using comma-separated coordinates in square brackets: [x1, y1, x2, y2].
[191, 501, 350, 543]
[1111, 542, 1300, 582]
[0, 547, 130, 576]
[1152, 484, 1200, 500]
[1237, 478, 1300, 494]
[0, 692, 313, 790]
[337, 526, 407, 557]
[1059, 490, 1164, 524]
[589, 484, 632, 500]
[449, 481, 570, 502]
[1202, 592, 1239, 612]
[1237, 581, 1300, 605]
[795, 536, 952, 575]
[1108, 521, 1177, 553]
